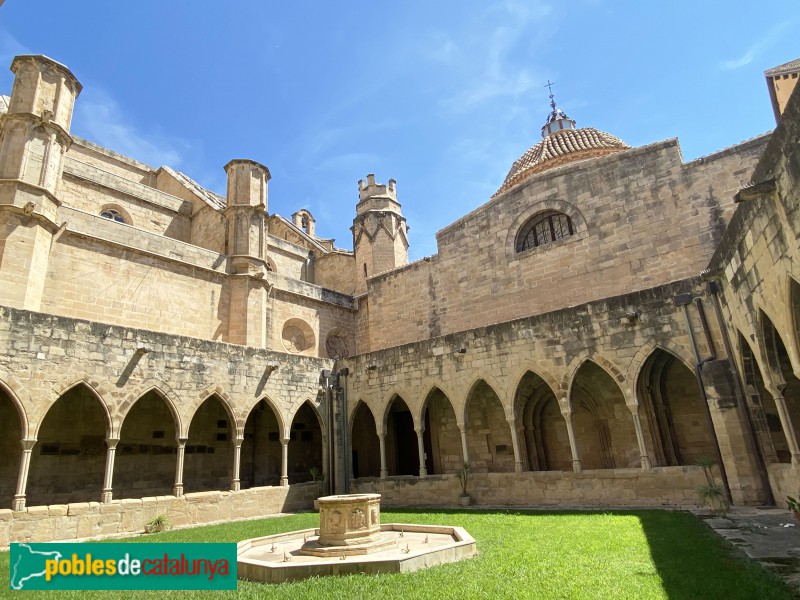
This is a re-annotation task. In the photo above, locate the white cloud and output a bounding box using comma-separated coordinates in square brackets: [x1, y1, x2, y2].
[0, 27, 32, 68]
[719, 21, 793, 70]
[73, 86, 187, 168]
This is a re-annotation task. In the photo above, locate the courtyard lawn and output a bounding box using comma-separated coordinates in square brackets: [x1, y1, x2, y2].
[1, 509, 792, 599]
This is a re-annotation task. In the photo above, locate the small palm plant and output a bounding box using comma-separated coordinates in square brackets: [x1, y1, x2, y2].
[696, 456, 728, 516]
[144, 514, 169, 533]
[787, 496, 800, 521]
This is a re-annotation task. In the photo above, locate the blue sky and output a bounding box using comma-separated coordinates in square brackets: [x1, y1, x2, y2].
[0, 1, 796, 259]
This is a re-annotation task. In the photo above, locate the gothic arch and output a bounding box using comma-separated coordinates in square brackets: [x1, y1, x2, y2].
[380, 387, 417, 431]
[511, 367, 560, 421]
[119, 383, 182, 439]
[461, 374, 506, 425]
[245, 395, 287, 440]
[41, 377, 113, 439]
[627, 340, 695, 390]
[190, 385, 239, 435]
[417, 382, 458, 426]
[0, 378, 29, 439]
[350, 400, 381, 479]
[563, 355, 627, 403]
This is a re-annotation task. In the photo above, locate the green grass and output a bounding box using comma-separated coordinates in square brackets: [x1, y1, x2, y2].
[1, 509, 793, 599]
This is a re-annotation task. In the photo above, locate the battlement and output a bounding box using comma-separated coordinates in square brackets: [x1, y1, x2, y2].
[358, 173, 397, 202]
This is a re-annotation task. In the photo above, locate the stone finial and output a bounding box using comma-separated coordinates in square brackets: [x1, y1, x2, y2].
[224, 159, 271, 208]
[358, 174, 398, 203]
[9, 55, 82, 132]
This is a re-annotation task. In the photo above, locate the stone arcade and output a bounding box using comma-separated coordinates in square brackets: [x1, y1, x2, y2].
[1, 54, 800, 545]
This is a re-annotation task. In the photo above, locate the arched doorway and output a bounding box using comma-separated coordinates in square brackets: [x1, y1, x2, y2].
[115, 391, 178, 499]
[464, 380, 514, 473]
[385, 395, 418, 476]
[761, 313, 800, 459]
[571, 361, 638, 469]
[515, 371, 570, 471]
[0, 387, 23, 507]
[637, 349, 715, 466]
[184, 396, 233, 493]
[287, 402, 323, 483]
[740, 334, 786, 463]
[241, 399, 282, 488]
[421, 387, 461, 475]
[27, 384, 109, 505]
[350, 401, 380, 479]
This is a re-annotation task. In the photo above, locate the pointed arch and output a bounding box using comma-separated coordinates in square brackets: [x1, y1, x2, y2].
[119, 383, 182, 440]
[189, 385, 238, 434]
[27, 381, 111, 505]
[0, 377, 29, 439]
[461, 374, 505, 425]
[508, 364, 561, 419]
[241, 396, 284, 488]
[47, 376, 113, 438]
[380, 387, 416, 431]
[0, 381, 26, 508]
[788, 276, 800, 375]
[419, 385, 461, 475]
[115, 388, 180, 499]
[463, 377, 515, 473]
[383, 392, 419, 476]
[570, 359, 639, 469]
[287, 400, 325, 483]
[738, 331, 789, 463]
[628, 340, 695, 389]
[564, 355, 628, 404]
[635, 346, 715, 466]
[514, 369, 567, 471]
[184, 393, 235, 493]
[351, 400, 381, 479]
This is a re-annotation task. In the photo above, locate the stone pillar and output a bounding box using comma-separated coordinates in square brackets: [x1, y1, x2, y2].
[280, 438, 289, 487]
[173, 437, 188, 497]
[458, 424, 470, 465]
[561, 406, 582, 473]
[231, 437, 243, 492]
[507, 418, 524, 474]
[415, 427, 427, 477]
[224, 159, 271, 347]
[100, 437, 120, 503]
[12, 438, 36, 511]
[627, 405, 652, 470]
[378, 431, 388, 479]
[0, 55, 82, 311]
[773, 393, 800, 465]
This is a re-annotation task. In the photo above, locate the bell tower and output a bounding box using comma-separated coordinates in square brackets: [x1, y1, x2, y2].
[0, 55, 82, 310]
[351, 174, 408, 296]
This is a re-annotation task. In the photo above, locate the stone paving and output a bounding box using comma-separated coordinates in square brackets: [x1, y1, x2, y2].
[697, 507, 800, 594]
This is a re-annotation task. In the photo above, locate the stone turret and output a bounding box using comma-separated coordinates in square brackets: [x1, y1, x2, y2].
[0, 55, 82, 310]
[351, 174, 408, 296]
[223, 159, 271, 346]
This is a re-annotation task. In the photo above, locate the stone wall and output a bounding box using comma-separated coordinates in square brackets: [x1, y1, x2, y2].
[360, 137, 768, 352]
[341, 276, 766, 504]
[0, 483, 317, 549]
[351, 467, 709, 508]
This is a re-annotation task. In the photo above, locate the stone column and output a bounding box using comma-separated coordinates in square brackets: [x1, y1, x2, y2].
[12, 439, 36, 511]
[628, 405, 652, 470]
[280, 438, 289, 487]
[415, 427, 427, 477]
[458, 424, 470, 465]
[773, 394, 800, 466]
[173, 437, 188, 497]
[101, 437, 120, 503]
[507, 418, 524, 474]
[378, 431, 388, 479]
[561, 406, 582, 473]
[231, 437, 243, 492]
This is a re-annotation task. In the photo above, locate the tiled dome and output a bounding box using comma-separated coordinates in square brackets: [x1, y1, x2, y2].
[494, 92, 629, 197]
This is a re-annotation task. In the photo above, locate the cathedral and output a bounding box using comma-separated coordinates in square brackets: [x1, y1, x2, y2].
[0, 53, 799, 544]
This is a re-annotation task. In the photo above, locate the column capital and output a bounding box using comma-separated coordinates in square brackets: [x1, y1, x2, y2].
[20, 438, 37, 452]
